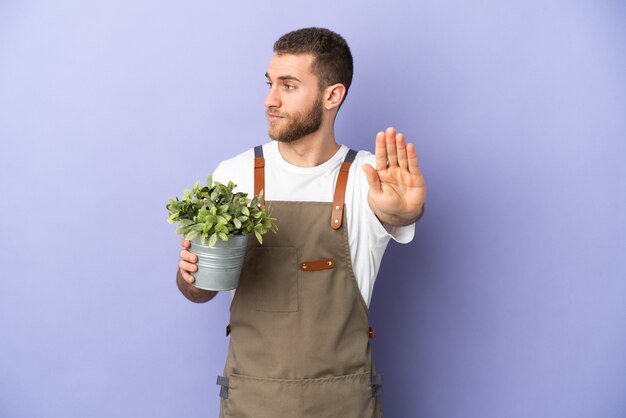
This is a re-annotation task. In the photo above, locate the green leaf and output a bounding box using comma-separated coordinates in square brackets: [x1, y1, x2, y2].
[167, 173, 277, 244]
[208, 233, 218, 248]
[254, 231, 263, 244]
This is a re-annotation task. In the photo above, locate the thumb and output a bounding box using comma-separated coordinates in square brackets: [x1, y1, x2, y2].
[362, 164, 381, 193]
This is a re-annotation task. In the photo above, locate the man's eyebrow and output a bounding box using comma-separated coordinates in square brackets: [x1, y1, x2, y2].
[265, 72, 302, 83]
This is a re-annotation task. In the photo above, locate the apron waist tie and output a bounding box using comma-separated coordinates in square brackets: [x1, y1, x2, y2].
[216, 375, 229, 399]
[372, 373, 384, 397]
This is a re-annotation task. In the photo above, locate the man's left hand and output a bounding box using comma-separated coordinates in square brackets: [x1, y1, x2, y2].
[362, 127, 426, 227]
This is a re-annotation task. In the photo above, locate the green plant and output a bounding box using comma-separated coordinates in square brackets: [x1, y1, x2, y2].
[166, 174, 277, 247]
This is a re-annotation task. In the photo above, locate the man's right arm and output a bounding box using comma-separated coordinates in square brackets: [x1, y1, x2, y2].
[177, 239, 218, 303]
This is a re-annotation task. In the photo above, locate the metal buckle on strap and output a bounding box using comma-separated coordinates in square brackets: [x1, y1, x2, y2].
[216, 375, 230, 399]
[330, 149, 357, 230]
[372, 373, 384, 397]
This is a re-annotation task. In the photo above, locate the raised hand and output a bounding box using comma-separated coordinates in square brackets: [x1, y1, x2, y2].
[362, 127, 426, 226]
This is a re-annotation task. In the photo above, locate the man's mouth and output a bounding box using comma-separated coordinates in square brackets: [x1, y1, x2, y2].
[266, 112, 284, 122]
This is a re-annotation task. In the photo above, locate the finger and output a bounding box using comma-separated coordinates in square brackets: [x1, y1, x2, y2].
[181, 270, 195, 284]
[396, 133, 408, 170]
[180, 239, 190, 248]
[362, 164, 381, 193]
[385, 127, 398, 167]
[180, 249, 197, 263]
[374, 131, 387, 170]
[406, 143, 421, 175]
[179, 259, 198, 273]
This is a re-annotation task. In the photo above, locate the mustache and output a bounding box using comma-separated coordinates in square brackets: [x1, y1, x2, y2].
[265, 108, 287, 118]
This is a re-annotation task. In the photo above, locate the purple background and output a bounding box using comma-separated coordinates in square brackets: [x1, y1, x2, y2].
[1, 1, 625, 417]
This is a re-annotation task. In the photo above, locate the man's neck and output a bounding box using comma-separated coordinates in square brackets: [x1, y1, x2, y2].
[276, 129, 340, 167]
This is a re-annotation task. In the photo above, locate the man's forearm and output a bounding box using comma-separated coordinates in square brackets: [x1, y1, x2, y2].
[176, 270, 218, 303]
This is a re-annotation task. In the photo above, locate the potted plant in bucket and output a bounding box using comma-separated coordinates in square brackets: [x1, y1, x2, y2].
[166, 174, 276, 291]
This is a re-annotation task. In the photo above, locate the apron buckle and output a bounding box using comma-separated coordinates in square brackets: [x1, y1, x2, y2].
[372, 373, 384, 397]
[216, 375, 230, 399]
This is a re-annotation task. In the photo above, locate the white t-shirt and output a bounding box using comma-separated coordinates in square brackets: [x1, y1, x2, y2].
[212, 141, 415, 307]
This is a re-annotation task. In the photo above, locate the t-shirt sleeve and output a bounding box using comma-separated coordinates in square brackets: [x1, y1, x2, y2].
[211, 161, 226, 182]
[382, 219, 415, 244]
[210, 149, 255, 196]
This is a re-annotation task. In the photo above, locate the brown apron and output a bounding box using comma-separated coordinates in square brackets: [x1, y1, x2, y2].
[217, 146, 383, 418]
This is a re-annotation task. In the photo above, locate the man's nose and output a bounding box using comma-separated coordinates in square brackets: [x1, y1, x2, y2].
[264, 86, 281, 109]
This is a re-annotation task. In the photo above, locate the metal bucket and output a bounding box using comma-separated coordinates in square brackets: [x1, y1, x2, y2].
[189, 234, 250, 291]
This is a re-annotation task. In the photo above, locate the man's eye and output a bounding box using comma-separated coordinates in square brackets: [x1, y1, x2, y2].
[284, 84, 295, 90]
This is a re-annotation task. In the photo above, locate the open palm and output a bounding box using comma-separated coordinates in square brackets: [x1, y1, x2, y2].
[362, 127, 426, 226]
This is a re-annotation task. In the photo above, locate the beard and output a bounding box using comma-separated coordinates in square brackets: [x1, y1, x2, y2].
[267, 94, 323, 143]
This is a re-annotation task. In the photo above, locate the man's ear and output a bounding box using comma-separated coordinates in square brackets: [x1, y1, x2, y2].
[323, 83, 346, 110]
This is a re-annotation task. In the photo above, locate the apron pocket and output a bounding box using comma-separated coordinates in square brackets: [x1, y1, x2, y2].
[225, 373, 301, 418]
[253, 246, 299, 312]
[224, 372, 375, 418]
[302, 371, 374, 418]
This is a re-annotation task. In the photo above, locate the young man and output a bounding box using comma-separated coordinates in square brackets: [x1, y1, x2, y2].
[176, 27, 426, 418]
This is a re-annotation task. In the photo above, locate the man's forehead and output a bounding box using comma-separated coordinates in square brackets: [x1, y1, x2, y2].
[266, 53, 316, 79]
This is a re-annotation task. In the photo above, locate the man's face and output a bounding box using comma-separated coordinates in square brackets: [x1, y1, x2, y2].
[264, 53, 323, 143]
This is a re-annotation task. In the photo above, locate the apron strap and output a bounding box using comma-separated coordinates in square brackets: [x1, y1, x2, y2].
[331, 149, 357, 230]
[253, 145, 265, 207]
[253, 145, 356, 227]
[371, 373, 384, 397]
[216, 375, 230, 399]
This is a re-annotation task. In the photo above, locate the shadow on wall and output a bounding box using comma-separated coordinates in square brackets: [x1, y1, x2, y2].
[370, 219, 438, 416]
